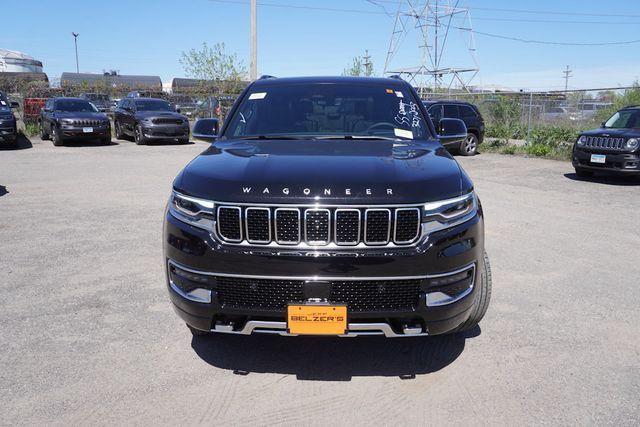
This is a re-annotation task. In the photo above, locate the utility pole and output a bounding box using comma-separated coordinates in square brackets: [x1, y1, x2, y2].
[72, 32, 79, 73]
[363, 50, 372, 76]
[563, 65, 572, 92]
[250, 0, 257, 81]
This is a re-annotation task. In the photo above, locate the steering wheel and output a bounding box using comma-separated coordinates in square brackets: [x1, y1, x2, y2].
[365, 122, 397, 134]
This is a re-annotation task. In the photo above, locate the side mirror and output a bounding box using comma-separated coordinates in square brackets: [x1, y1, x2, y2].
[10, 101, 19, 109]
[43, 107, 52, 113]
[437, 118, 467, 145]
[192, 118, 219, 142]
[176, 108, 181, 114]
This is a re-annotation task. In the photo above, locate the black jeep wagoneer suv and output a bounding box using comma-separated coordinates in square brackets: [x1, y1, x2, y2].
[164, 76, 492, 338]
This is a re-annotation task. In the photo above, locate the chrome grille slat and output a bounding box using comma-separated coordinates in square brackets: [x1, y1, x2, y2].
[245, 207, 271, 244]
[584, 136, 627, 151]
[274, 208, 301, 244]
[364, 209, 391, 245]
[216, 205, 422, 247]
[304, 209, 330, 245]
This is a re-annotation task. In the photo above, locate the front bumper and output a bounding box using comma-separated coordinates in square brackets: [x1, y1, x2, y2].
[0, 122, 17, 142]
[163, 207, 485, 337]
[142, 125, 189, 140]
[573, 147, 640, 174]
[60, 125, 110, 139]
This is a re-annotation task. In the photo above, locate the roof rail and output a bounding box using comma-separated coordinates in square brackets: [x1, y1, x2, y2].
[258, 75, 276, 80]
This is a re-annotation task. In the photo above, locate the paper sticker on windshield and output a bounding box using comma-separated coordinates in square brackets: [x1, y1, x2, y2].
[0, 101, 6, 106]
[248, 92, 267, 100]
[385, 88, 394, 94]
[395, 91, 404, 98]
[394, 128, 413, 139]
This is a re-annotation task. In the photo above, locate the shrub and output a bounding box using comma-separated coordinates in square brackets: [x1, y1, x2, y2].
[22, 122, 39, 137]
[525, 143, 552, 157]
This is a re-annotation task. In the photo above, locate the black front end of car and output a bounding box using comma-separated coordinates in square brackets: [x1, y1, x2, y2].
[0, 111, 17, 144]
[58, 118, 111, 139]
[139, 115, 190, 141]
[164, 200, 484, 337]
[162, 76, 490, 338]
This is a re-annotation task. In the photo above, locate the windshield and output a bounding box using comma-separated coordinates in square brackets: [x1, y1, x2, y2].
[0, 92, 7, 105]
[135, 100, 173, 112]
[55, 99, 98, 112]
[604, 110, 640, 129]
[224, 83, 431, 140]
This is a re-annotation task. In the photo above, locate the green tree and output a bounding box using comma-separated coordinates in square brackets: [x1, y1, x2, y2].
[180, 42, 246, 81]
[342, 51, 374, 77]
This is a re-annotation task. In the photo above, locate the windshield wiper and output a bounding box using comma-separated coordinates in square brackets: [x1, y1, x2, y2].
[313, 135, 403, 141]
[232, 135, 316, 140]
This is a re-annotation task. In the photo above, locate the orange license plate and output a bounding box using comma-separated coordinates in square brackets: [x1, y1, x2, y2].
[287, 305, 347, 335]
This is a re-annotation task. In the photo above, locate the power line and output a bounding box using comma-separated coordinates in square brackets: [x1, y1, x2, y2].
[368, 0, 640, 18]
[207, 0, 640, 46]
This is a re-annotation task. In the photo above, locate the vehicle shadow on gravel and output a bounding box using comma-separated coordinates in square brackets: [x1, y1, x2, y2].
[191, 326, 480, 380]
[564, 173, 640, 186]
[0, 134, 32, 150]
[57, 140, 120, 147]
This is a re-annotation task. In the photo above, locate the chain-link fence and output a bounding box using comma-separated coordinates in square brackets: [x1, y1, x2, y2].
[421, 86, 637, 143]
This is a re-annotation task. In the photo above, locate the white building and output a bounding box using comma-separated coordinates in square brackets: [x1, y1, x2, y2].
[0, 49, 43, 73]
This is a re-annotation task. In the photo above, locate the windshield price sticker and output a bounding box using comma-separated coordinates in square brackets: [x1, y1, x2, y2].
[248, 92, 267, 100]
[394, 128, 414, 139]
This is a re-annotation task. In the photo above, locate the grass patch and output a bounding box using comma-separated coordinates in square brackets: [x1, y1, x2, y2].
[22, 122, 39, 137]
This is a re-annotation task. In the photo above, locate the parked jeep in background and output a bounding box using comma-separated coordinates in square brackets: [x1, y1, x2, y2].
[0, 90, 19, 147]
[40, 97, 111, 146]
[164, 76, 490, 339]
[80, 93, 112, 113]
[113, 97, 190, 145]
[573, 106, 640, 177]
[423, 100, 484, 156]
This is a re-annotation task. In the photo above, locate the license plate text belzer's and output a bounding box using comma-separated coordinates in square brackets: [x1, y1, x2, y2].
[287, 305, 347, 335]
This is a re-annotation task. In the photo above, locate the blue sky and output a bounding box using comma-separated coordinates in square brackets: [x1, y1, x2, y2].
[2, 0, 640, 90]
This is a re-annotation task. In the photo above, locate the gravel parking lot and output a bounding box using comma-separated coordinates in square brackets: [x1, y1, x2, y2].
[1, 136, 639, 425]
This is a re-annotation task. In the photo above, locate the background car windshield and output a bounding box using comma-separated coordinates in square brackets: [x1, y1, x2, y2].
[87, 94, 109, 101]
[604, 110, 640, 128]
[136, 100, 172, 111]
[55, 99, 98, 112]
[225, 83, 430, 139]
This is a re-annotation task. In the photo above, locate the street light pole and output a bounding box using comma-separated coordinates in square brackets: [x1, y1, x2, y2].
[250, 0, 257, 81]
[72, 32, 79, 73]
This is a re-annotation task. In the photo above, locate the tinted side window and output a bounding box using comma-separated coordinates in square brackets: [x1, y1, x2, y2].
[427, 105, 442, 121]
[459, 105, 477, 118]
[443, 104, 459, 118]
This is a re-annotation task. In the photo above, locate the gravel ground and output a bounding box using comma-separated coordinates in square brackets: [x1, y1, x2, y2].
[1, 135, 639, 426]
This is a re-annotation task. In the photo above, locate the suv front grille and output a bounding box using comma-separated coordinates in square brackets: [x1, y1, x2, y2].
[583, 136, 626, 150]
[214, 277, 422, 312]
[72, 119, 103, 126]
[153, 118, 183, 125]
[215, 204, 422, 247]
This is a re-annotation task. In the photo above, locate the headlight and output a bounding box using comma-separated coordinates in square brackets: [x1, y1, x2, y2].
[142, 118, 154, 125]
[60, 118, 74, 125]
[422, 191, 478, 234]
[625, 138, 639, 150]
[577, 135, 587, 146]
[168, 191, 215, 230]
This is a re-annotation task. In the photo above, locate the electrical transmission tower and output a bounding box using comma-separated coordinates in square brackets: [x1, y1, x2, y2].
[380, 0, 479, 97]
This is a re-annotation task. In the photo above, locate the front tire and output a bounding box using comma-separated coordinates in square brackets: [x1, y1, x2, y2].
[100, 136, 111, 146]
[454, 251, 492, 333]
[134, 124, 147, 145]
[51, 126, 64, 146]
[40, 122, 50, 140]
[114, 120, 124, 140]
[459, 133, 478, 156]
[179, 137, 190, 144]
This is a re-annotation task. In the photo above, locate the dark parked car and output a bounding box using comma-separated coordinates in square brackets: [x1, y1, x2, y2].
[40, 97, 111, 146]
[573, 106, 640, 177]
[113, 97, 190, 145]
[423, 100, 484, 155]
[164, 76, 491, 339]
[0, 91, 18, 147]
[80, 93, 111, 113]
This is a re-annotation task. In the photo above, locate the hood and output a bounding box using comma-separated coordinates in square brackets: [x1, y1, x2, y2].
[581, 127, 639, 138]
[135, 111, 187, 120]
[55, 111, 108, 120]
[175, 139, 468, 204]
[0, 105, 14, 118]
